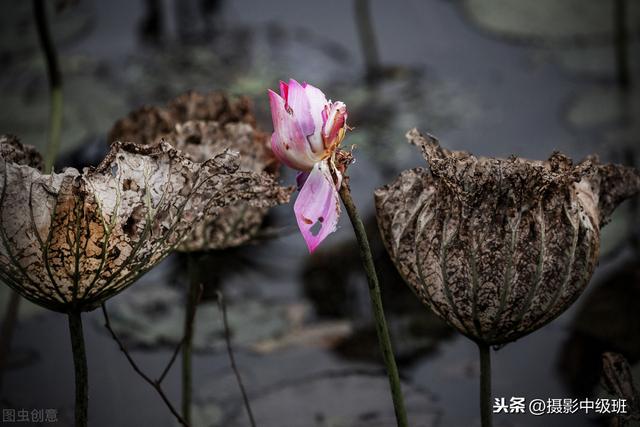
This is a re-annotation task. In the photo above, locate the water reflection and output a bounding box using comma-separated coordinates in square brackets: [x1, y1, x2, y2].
[558, 258, 640, 397]
[303, 215, 454, 365]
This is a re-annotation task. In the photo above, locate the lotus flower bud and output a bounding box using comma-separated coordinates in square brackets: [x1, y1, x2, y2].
[375, 129, 640, 345]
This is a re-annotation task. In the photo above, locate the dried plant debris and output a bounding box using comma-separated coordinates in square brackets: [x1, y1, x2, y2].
[375, 129, 640, 345]
[110, 92, 291, 251]
[601, 352, 640, 425]
[0, 135, 43, 170]
[108, 91, 256, 146]
[0, 136, 288, 312]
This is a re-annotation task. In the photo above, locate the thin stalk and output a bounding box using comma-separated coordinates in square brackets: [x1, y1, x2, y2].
[102, 304, 190, 427]
[614, 0, 630, 90]
[354, 0, 381, 85]
[478, 341, 493, 427]
[338, 183, 408, 427]
[182, 256, 200, 425]
[68, 311, 88, 427]
[0, 0, 65, 400]
[216, 291, 256, 427]
[33, 0, 63, 173]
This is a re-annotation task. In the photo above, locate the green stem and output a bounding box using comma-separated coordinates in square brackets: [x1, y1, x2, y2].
[33, 0, 63, 173]
[338, 183, 408, 427]
[68, 311, 88, 427]
[478, 341, 493, 427]
[182, 256, 199, 424]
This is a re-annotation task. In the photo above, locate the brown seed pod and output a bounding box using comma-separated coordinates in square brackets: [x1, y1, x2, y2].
[109, 92, 291, 251]
[108, 91, 257, 147]
[375, 129, 640, 345]
[0, 136, 287, 312]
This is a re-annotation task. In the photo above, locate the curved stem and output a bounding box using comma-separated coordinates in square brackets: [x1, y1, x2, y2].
[102, 304, 190, 427]
[68, 311, 88, 427]
[216, 291, 257, 427]
[338, 183, 408, 427]
[33, 0, 63, 173]
[478, 341, 493, 427]
[182, 256, 199, 425]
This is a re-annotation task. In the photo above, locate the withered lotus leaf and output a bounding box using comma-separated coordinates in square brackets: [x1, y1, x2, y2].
[109, 92, 291, 251]
[0, 136, 287, 312]
[375, 129, 640, 345]
[108, 91, 257, 146]
[0, 135, 43, 170]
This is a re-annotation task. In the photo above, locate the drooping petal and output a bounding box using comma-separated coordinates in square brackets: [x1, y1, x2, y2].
[294, 161, 341, 252]
[296, 170, 310, 191]
[269, 90, 318, 171]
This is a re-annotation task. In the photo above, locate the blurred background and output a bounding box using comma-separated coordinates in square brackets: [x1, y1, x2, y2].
[0, 0, 639, 426]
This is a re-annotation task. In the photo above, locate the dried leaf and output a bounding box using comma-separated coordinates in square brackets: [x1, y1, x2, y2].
[108, 91, 256, 146]
[601, 352, 640, 424]
[375, 129, 640, 345]
[0, 135, 43, 170]
[109, 92, 292, 251]
[0, 136, 285, 312]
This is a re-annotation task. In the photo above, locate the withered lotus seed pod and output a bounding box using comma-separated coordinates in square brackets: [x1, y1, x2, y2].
[109, 92, 291, 251]
[0, 136, 286, 312]
[0, 135, 44, 170]
[375, 129, 640, 345]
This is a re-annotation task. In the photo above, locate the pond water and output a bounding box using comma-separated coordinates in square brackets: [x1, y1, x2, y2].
[1, 0, 639, 426]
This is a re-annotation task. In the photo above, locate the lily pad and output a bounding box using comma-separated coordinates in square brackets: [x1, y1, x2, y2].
[196, 370, 440, 427]
[98, 281, 292, 352]
[549, 43, 640, 78]
[566, 87, 639, 129]
[463, 0, 640, 45]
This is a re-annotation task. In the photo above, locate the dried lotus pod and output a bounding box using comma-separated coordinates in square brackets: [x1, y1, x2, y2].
[0, 136, 287, 312]
[375, 129, 640, 345]
[0, 135, 43, 170]
[109, 92, 291, 251]
[108, 91, 256, 146]
[168, 120, 285, 250]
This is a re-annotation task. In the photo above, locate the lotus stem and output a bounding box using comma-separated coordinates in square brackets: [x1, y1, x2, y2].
[478, 341, 493, 427]
[338, 182, 408, 427]
[68, 311, 88, 427]
[216, 291, 257, 427]
[182, 256, 200, 425]
[614, 0, 630, 90]
[0, 0, 65, 400]
[33, 0, 63, 173]
[354, 0, 381, 84]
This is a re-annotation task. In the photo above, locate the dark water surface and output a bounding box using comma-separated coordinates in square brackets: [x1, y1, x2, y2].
[1, 0, 639, 426]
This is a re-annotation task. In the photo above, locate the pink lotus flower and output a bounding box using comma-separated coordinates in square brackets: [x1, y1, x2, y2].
[269, 79, 348, 252]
